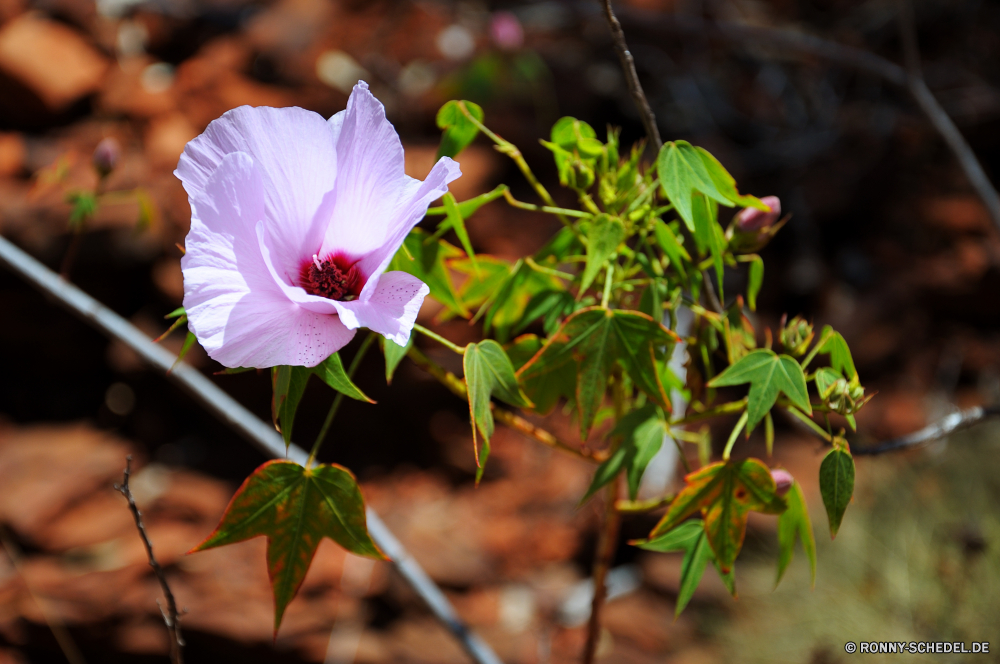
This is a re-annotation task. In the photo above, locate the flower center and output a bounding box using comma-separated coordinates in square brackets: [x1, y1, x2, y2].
[300, 254, 360, 301]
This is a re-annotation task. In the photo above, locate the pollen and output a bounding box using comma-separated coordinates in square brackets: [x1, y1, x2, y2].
[300, 255, 360, 301]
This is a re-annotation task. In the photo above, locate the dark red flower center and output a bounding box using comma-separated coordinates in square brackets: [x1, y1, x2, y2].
[300, 255, 361, 301]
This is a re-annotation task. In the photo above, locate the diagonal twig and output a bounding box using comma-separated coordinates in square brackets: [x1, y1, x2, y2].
[619, 10, 1000, 233]
[115, 456, 184, 664]
[852, 406, 1000, 455]
[0, 234, 503, 664]
[602, 0, 662, 151]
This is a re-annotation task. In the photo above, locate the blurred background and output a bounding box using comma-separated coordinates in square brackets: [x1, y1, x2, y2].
[0, 0, 999, 662]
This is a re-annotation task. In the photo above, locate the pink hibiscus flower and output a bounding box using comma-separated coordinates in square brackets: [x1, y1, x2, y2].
[176, 82, 461, 368]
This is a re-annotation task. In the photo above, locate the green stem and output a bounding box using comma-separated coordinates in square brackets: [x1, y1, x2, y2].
[615, 493, 674, 513]
[307, 333, 376, 467]
[784, 405, 833, 442]
[525, 256, 574, 280]
[501, 189, 590, 220]
[600, 262, 615, 308]
[800, 328, 834, 370]
[722, 411, 749, 461]
[672, 398, 748, 425]
[413, 323, 467, 355]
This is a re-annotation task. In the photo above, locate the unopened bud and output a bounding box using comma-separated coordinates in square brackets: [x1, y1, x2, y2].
[735, 196, 781, 232]
[490, 11, 524, 51]
[728, 196, 785, 253]
[825, 378, 867, 415]
[93, 137, 121, 178]
[780, 315, 814, 356]
[770, 469, 794, 496]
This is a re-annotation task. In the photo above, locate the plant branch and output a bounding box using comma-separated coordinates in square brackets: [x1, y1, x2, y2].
[0, 234, 504, 664]
[615, 493, 674, 513]
[601, 0, 663, 151]
[853, 406, 1000, 455]
[115, 456, 184, 664]
[582, 478, 621, 664]
[413, 323, 467, 355]
[620, 10, 1000, 233]
[405, 344, 604, 463]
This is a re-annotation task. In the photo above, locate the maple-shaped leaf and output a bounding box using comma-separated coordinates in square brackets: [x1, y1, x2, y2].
[775, 480, 816, 587]
[634, 519, 736, 614]
[580, 213, 625, 294]
[463, 340, 533, 481]
[436, 100, 483, 160]
[517, 307, 679, 439]
[816, 325, 857, 379]
[651, 458, 786, 573]
[706, 349, 811, 432]
[191, 460, 383, 635]
[505, 334, 576, 415]
[656, 140, 764, 231]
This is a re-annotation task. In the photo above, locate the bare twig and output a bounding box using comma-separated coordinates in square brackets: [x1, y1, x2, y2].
[619, 10, 1000, 233]
[601, 0, 663, 151]
[0, 527, 87, 664]
[853, 406, 1000, 455]
[115, 456, 183, 664]
[0, 234, 503, 664]
[581, 481, 621, 664]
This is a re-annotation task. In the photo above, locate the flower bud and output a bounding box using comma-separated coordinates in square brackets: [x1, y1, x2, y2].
[770, 469, 794, 496]
[780, 315, 814, 356]
[735, 196, 780, 232]
[92, 137, 121, 178]
[825, 378, 867, 415]
[728, 196, 785, 253]
[490, 11, 524, 51]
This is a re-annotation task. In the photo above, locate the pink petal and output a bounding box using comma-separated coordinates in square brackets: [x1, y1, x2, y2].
[175, 105, 338, 279]
[182, 152, 356, 368]
[318, 82, 462, 292]
[330, 271, 430, 345]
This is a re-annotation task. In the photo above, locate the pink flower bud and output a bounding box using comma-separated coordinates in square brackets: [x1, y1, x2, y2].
[770, 468, 794, 496]
[490, 11, 524, 51]
[735, 196, 781, 232]
[93, 137, 121, 177]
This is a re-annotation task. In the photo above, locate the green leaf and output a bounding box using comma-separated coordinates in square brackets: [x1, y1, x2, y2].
[170, 330, 198, 372]
[66, 190, 98, 228]
[389, 229, 467, 317]
[776, 480, 816, 587]
[436, 100, 484, 159]
[506, 334, 575, 414]
[191, 460, 383, 635]
[464, 340, 533, 479]
[515, 289, 577, 336]
[272, 365, 312, 448]
[707, 349, 811, 431]
[272, 354, 373, 449]
[691, 193, 725, 297]
[653, 220, 690, 279]
[480, 260, 562, 342]
[634, 520, 718, 615]
[383, 336, 412, 384]
[312, 353, 374, 404]
[534, 226, 583, 263]
[656, 141, 762, 231]
[815, 367, 843, 397]
[651, 459, 786, 573]
[580, 214, 625, 294]
[819, 445, 854, 538]
[550, 116, 602, 157]
[583, 404, 667, 502]
[817, 326, 857, 379]
[450, 255, 511, 313]
[441, 192, 478, 273]
[747, 255, 763, 311]
[517, 308, 678, 439]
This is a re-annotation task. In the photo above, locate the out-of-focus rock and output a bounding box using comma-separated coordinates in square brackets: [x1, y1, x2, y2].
[0, 13, 108, 110]
[0, 423, 131, 542]
[100, 56, 177, 118]
[0, 132, 24, 177]
[144, 112, 198, 169]
[923, 196, 991, 233]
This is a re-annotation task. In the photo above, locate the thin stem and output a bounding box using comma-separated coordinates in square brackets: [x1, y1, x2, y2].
[405, 344, 604, 463]
[501, 190, 589, 218]
[582, 479, 620, 664]
[721, 411, 748, 460]
[671, 398, 748, 425]
[601, 263, 615, 308]
[800, 328, 834, 370]
[615, 493, 674, 513]
[783, 405, 833, 443]
[413, 323, 467, 355]
[116, 456, 183, 664]
[525, 256, 574, 280]
[601, 0, 663, 151]
[307, 333, 376, 466]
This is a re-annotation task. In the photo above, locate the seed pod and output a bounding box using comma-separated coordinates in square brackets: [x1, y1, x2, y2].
[93, 137, 121, 178]
[780, 315, 814, 357]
